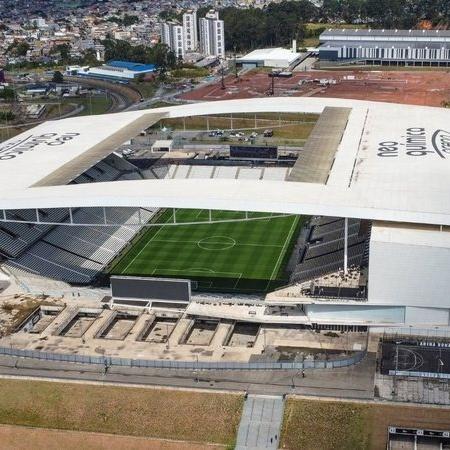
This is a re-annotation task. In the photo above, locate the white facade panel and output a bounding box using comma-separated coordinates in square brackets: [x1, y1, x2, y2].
[306, 304, 405, 325]
[404, 307, 449, 326]
[369, 225, 450, 308]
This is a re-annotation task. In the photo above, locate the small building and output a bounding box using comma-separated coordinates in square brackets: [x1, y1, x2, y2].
[236, 47, 302, 69]
[151, 140, 174, 152]
[24, 84, 51, 97]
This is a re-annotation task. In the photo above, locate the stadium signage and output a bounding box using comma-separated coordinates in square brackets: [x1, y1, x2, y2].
[378, 128, 450, 159]
[0, 132, 80, 161]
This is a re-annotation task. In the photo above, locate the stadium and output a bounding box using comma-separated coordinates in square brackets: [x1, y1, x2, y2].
[0, 97, 449, 329]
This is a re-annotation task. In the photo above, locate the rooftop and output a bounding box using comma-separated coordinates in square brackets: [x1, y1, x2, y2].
[1, 97, 450, 228]
[237, 47, 300, 62]
[106, 60, 157, 72]
[321, 29, 450, 39]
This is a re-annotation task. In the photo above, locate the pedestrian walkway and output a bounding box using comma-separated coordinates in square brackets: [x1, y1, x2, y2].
[235, 394, 284, 450]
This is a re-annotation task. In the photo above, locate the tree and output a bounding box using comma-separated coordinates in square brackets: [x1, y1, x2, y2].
[7, 40, 30, 57]
[0, 87, 15, 101]
[52, 71, 64, 83]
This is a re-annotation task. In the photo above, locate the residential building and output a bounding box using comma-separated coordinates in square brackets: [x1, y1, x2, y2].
[160, 22, 184, 60]
[183, 9, 198, 52]
[199, 10, 225, 58]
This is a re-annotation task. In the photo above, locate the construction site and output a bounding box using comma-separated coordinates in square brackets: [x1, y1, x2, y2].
[181, 69, 450, 107]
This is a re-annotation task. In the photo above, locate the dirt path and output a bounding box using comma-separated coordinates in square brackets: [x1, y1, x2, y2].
[0, 424, 226, 450]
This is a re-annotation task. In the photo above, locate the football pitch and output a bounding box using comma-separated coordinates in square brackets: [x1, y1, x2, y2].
[110, 209, 304, 293]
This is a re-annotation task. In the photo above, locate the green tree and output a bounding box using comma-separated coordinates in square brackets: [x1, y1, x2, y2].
[52, 70, 64, 83]
[0, 87, 15, 101]
[7, 40, 30, 57]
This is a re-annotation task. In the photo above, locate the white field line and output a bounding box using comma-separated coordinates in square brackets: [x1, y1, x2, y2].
[122, 211, 174, 273]
[265, 216, 299, 290]
[151, 239, 283, 248]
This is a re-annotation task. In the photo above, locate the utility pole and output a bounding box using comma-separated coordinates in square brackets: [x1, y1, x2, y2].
[221, 59, 226, 90]
[268, 74, 275, 96]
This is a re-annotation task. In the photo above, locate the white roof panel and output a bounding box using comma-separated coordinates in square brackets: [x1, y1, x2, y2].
[1, 97, 450, 227]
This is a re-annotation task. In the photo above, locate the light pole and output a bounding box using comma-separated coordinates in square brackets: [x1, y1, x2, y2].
[220, 59, 226, 90]
[166, 323, 170, 350]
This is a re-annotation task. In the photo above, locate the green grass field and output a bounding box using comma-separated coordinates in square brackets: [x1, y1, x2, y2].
[110, 209, 304, 294]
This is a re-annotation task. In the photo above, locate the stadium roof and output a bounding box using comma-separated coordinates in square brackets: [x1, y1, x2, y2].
[107, 60, 157, 72]
[321, 29, 450, 39]
[1, 97, 450, 227]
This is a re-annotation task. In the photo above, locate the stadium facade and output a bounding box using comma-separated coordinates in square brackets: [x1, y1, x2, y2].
[319, 29, 450, 65]
[0, 97, 450, 328]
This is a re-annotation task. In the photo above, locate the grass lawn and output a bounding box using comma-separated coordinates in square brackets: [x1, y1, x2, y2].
[281, 398, 450, 450]
[131, 80, 159, 99]
[161, 113, 318, 142]
[73, 96, 113, 116]
[110, 209, 304, 293]
[0, 379, 243, 446]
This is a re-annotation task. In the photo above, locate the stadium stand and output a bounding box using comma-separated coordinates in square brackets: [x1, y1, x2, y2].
[163, 164, 292, 181]
[2, 155, 157, 284]
[291, 216, 371, 293]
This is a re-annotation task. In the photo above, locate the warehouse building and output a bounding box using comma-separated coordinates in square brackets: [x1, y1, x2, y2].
[236, 47, 302, 69]
[319, 29, 450, 66]
[75, 60, 157, 81]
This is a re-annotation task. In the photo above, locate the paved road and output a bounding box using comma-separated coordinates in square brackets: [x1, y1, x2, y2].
[236, 395, 284, 450]
[0, 353, 376, 398]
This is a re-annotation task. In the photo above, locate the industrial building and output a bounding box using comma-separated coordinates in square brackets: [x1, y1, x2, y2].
[74, 60, 157, 81]
[236, 47, 302, 69]
[319, 29, 450, 66]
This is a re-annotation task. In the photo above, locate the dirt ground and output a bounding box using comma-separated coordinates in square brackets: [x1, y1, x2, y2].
[281, 397, 450, 450]
[182, 70, 450, 107]
[0, 424, 226, 450]
[0, 379, 242, 446]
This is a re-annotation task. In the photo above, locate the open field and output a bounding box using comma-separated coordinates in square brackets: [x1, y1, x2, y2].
[160, 113, 318, 140]
[110, 209, 303, 293]
[0, 425, 226, 450]
[281, 398, 450, 450]
[0, 379, 243, 446]
[181, 69, 450, 107]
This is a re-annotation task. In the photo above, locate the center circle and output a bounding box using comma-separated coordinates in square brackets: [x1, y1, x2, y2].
[198, 236, 236, 251]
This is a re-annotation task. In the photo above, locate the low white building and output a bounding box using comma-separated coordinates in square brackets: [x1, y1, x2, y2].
[151, 140, 174, 152]
[237, 47, 302, 69]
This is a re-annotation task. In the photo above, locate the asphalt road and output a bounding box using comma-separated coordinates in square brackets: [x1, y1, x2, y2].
[0, 353, 375, 398]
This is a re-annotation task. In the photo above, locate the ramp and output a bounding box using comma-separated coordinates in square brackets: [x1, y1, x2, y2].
[235, 394, 284, 450]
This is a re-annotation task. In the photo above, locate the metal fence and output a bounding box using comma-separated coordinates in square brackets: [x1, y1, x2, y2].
[0, 346, 366, 371]
[383, 327, 450, 342]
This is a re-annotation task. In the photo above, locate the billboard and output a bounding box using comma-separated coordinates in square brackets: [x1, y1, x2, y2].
[230, 145, 278, 160]
[111, 276, 191, 303]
